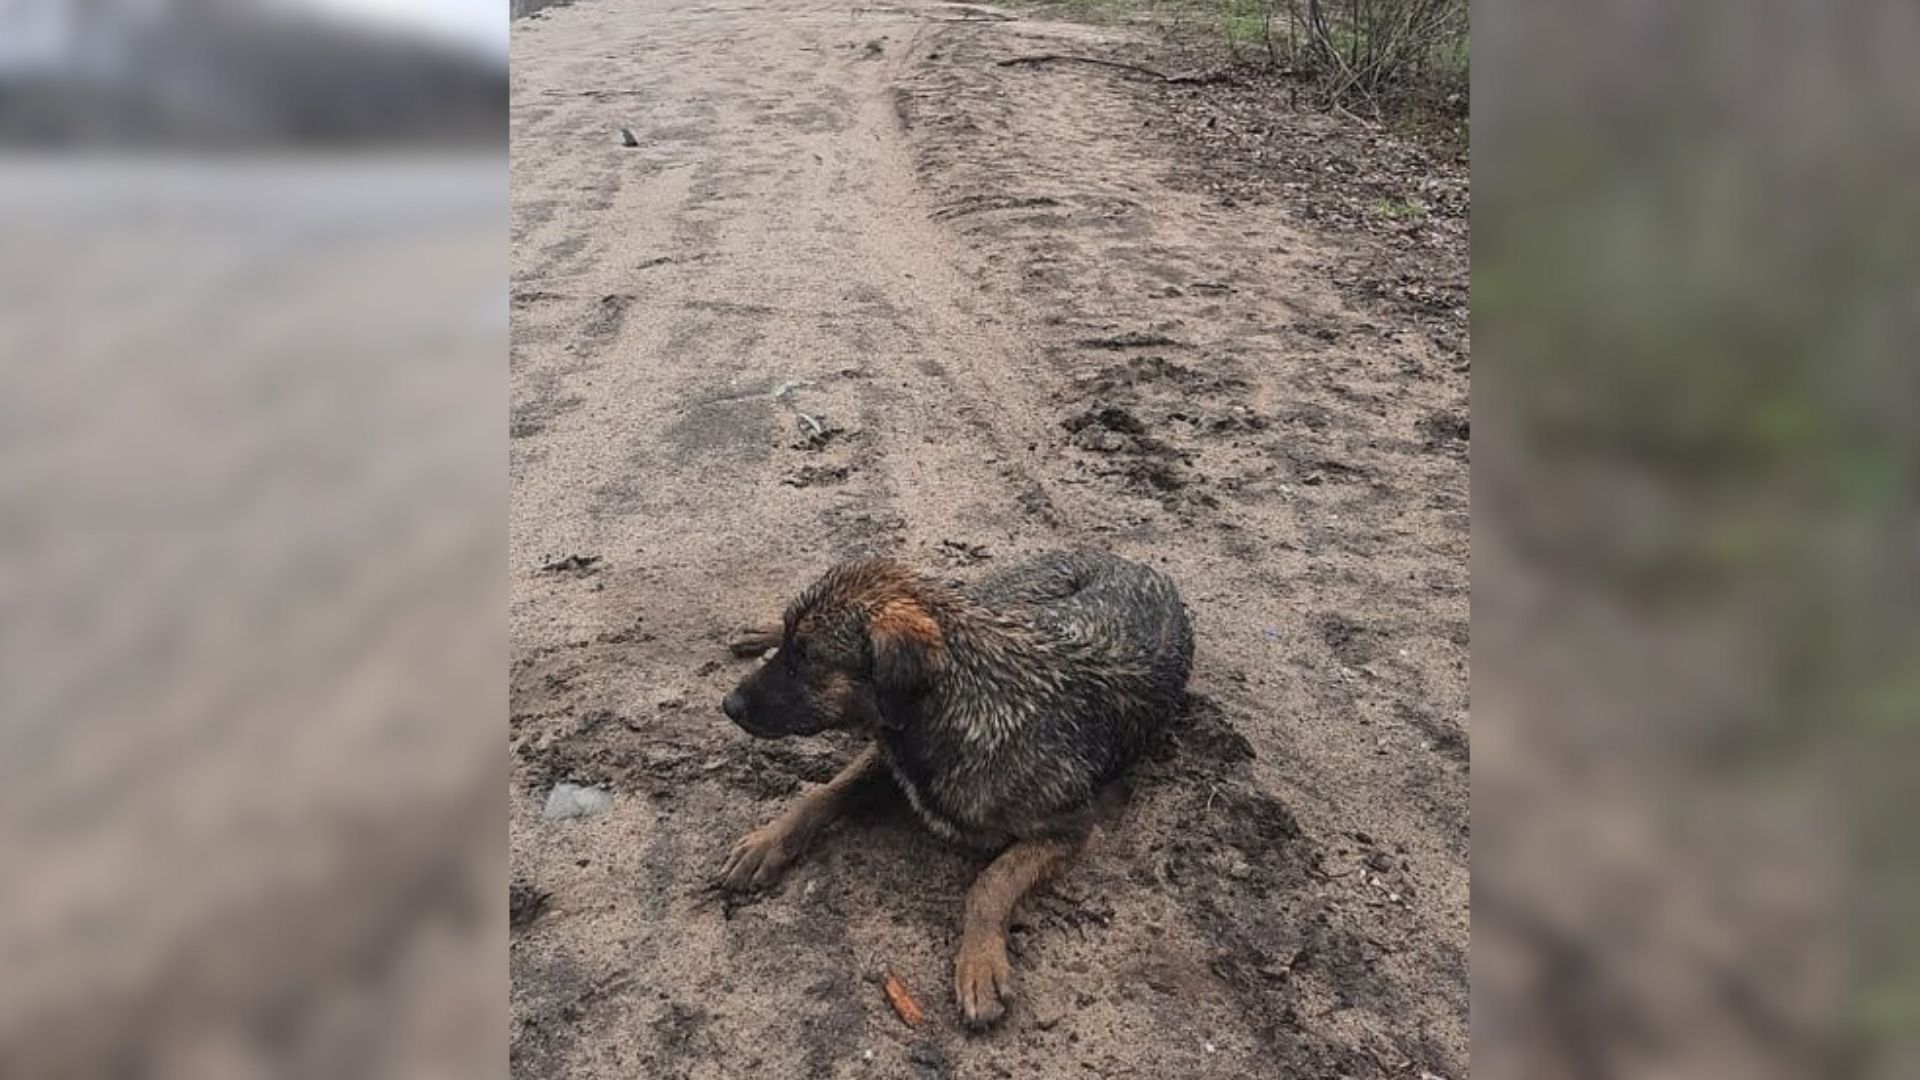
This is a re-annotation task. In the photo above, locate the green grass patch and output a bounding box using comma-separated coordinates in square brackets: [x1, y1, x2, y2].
[1373, 196, 1429, 222]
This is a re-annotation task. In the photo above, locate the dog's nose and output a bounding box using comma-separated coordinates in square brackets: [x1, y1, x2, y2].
[722, 690, 748, 723]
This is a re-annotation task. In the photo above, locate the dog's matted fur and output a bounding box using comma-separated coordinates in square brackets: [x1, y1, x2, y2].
[717, 549, 1193, 1027]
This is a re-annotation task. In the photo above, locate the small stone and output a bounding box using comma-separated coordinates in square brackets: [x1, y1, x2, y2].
[908, 1042, 948, 1080]
[543, 783, 612, 820]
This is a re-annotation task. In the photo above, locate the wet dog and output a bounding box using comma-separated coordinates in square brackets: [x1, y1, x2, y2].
[717, 549, 1193, 1028]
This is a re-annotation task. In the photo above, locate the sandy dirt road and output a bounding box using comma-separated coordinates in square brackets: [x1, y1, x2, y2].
[510, 1, 1468, 1077]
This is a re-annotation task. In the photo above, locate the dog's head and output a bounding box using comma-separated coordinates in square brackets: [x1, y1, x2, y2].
[721, 559, 946, 738]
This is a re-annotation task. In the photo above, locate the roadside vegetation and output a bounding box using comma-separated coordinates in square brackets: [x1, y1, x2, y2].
[994, 0, 1466, 127]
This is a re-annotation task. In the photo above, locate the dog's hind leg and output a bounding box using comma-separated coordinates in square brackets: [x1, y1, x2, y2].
[719, 745, 887, 892]
[954, 833, 1088, 1029]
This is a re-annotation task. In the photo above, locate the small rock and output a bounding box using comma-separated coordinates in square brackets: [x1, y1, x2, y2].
[1032, 1001, 1066, 1030]
[543, 783, 612, 820]
[908, 1042, 947, 1080]
[619, 126, 638, 147]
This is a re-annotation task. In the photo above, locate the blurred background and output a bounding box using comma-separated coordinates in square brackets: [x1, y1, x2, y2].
[0, 0, 504, 1077]
[1475, 1, 1917, 1078]
[0, 0, 504, 144]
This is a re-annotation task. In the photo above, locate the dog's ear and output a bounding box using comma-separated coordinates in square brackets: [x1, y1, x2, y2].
[868, 599, 944, 701]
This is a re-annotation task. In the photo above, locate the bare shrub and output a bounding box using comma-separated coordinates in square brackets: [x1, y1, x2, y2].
[1264, 0, 1467, 116]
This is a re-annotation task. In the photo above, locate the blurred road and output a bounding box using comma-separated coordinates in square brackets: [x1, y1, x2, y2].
[0, 155, 505, 1076]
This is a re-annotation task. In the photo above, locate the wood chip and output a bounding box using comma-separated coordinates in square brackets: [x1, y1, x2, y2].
[881, 969, 925, 1028]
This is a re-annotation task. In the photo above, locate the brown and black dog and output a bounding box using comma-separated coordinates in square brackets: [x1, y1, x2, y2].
[717, 549, 1193, 1028]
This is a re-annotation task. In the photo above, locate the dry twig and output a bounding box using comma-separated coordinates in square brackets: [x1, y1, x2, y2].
[996, 54, 1228, 86]
[881, 970, 925, 1027]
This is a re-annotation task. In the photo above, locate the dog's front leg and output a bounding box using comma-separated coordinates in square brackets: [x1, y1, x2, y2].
[719, 745, 885, 892]
[954, 833, 1086, 1029]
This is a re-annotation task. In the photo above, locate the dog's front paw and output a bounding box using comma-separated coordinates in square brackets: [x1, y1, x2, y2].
[954, 933, 1014, 1029]
[719, 827, 793, 892]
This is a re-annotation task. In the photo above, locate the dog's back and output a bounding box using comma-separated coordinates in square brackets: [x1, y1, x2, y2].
[969, 548, 1193, 718]
[891, 550, 1194, 844]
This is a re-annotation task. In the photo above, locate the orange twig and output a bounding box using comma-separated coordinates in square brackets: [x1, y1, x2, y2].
[881, 970, 925, 1028]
